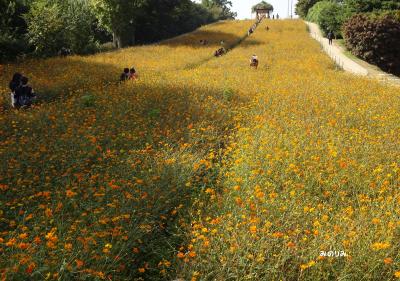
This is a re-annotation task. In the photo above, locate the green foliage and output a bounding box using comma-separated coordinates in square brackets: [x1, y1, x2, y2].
[81, 93, 96, 107]
[222, 88, 234, 102]
[135, 0, 215, 44]
[24, 1, 65, 56]
[202, 0, 237, 20]
[2, 0, 224, 59]
[0, 0, 32, 62]
[0, 33, 30, 62]
[295, 0, 321, 18]
[0, 0, 30, 35]
[307, 0, 345, 37]
[24, 0, 99, 56]
[344, 0, 400, 14]
[91, 0, 144, 47]
[343, 11, 400, 75]
[91, 0, 220, 47]
[60, 0, 99, 54]
[148, 108, 161, 119]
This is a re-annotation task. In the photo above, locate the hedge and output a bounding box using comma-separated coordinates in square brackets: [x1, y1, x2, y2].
[343, 12, 400, 75]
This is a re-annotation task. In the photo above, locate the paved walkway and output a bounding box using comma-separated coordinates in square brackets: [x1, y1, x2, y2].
[306, 21, 400, 86]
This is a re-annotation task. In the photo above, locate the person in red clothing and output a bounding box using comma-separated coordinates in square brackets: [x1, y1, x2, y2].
[129, 67, 138, 80]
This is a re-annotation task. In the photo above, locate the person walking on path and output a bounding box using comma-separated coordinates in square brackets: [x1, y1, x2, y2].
[328, 31, 334, 45]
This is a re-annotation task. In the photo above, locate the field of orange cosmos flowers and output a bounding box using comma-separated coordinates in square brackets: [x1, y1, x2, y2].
[1, 19, 400, 281]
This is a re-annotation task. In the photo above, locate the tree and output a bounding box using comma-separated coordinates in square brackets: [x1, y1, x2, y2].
[60, 0, 99, 54]
[307, 0, 345, 37]
[0, 0, 32, 61]
[134, 0, 214, 44]
[24, 0, 65, 55]
[24, 0, 99, 56]
[344, 0, 400, 14]
[91, 0, 145, 48]
[295, 0, 321, 18]
[202, 0, 237, 20]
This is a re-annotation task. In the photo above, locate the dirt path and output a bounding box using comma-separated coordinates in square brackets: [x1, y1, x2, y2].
[306, 21, 400, 86]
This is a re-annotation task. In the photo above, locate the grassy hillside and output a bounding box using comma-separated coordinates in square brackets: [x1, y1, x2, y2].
[1, 19, 400, 280]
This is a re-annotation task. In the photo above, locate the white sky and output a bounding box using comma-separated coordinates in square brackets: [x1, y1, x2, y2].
[195, 0, 298, 19]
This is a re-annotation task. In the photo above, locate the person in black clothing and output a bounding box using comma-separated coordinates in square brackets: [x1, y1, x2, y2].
[17, 76, 36, 108]
[328, 31, 334, 45]
[120, 68, 130, 81]
[58, 47, 72, 57]
[9, 72, 22, 108]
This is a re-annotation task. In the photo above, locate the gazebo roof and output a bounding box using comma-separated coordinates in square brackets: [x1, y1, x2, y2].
[252, 1, 274, 13]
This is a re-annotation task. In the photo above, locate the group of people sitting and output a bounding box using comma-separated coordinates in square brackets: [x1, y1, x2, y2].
[214, 47, 226, 57]
[58, 47, 72, 57]
[199, 39, 209, 45]
[9, 73, 36, 109]
[120, 67, 138, 81]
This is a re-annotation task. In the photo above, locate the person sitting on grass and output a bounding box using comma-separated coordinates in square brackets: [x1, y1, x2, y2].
[214, 47, 226, 57]
[120, 68, 130, 81]
[9, 72, 22, 108]
[17, 76, 36, 108]
[250, 54, 259, 69]
[129, 67, 138, 80]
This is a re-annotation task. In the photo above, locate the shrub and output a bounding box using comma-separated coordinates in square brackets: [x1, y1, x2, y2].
[222, 88, 234, 102]
[343, 11, 400, 75]
[81, 93, 96, 107]
[0, 33, 30, 62]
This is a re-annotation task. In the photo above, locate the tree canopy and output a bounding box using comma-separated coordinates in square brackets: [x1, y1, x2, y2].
[1, 0, 238, 60]
[201, 0, 237, 20]
[295, 0, 320, 18]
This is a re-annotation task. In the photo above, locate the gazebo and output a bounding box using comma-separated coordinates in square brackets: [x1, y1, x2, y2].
[256, 8, 269, 20]
[252, 1, 274, 20]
